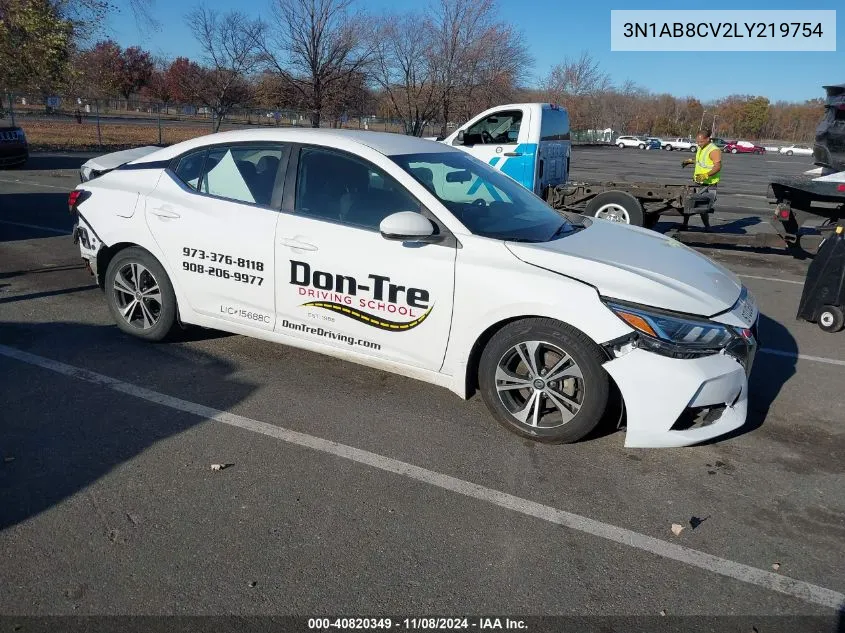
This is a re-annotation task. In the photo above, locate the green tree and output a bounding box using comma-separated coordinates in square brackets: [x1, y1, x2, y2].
[0, 0, 73, 93]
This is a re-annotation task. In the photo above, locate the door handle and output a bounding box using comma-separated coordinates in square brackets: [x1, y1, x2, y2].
[279, 237, 318, 251]
[503, 152, 522, 157]
[150, 206, 181, 219]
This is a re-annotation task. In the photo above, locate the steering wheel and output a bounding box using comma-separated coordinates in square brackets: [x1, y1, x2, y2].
[481, 130, 494, 145]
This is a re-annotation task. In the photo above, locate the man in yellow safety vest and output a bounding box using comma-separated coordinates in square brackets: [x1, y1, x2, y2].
[681, 130, 722, 230]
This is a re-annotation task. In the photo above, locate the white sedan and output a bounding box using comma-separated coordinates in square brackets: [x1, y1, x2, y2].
[71, 129, 758, 448]
[779, 144, 814, 156]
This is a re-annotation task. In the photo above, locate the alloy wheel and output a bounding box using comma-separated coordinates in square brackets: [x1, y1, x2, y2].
[495, 340, 585, 431]
[112, 262, 163, 330]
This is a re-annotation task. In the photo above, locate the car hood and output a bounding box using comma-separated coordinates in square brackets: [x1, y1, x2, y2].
[505, 219, 742, 317]
[82, 146, 161, 171]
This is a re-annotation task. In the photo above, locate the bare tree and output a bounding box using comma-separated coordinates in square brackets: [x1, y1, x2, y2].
[429, 0, 500, 136]
[371, 13, 439, 136]
[186, 6, 263, 131]
[543, 51, 611, 130]
[261, 0, 374, 128]
[457, 23, 532, 121]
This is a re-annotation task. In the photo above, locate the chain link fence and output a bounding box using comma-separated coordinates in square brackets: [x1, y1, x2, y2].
[1, 92, 611, 150]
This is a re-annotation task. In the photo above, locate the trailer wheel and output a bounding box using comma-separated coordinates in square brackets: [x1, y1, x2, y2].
[818, 305, 844, 333]
[584, 191, 645, 226]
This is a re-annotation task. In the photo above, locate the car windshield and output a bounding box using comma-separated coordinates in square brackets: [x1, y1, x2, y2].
[390, 151, 577, 243]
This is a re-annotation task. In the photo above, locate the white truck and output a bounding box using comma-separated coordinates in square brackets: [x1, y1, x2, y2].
[434, 103, 709, 228]
[661, 137, 697, 152]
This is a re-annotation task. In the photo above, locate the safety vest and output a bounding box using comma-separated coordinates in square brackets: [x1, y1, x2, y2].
[694, 143, 720, 185]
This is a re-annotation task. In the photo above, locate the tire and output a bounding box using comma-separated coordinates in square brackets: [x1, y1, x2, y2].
[731, 148, 738, 154]
[478, 318, 610, 444]
[583, 191, 645, 226]
[617, 143, 625, 149]
[690, 146, 697, 152]
[818, 305, 844, 333]
[786, 150, 793, 156]
[104, 246, 177, 342]
[638, 143, 645, 149]
[665, 145, 674, 151]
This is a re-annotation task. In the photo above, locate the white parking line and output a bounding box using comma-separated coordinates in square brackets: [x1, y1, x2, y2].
[0, 343, 842, 611]
[737, 273, 804, 286]
[760, 348, 845, 367]
[0, 220, 70, 235]
[0, 178, 68, 190]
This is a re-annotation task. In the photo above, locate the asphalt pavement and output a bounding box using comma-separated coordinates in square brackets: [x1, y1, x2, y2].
[0, 152, 843, 628]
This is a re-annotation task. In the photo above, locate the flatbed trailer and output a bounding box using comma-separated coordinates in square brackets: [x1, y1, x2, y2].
[766, 169, 845, 245]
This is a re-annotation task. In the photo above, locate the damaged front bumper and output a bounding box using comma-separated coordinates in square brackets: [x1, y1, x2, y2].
[605, 349, 750, 448]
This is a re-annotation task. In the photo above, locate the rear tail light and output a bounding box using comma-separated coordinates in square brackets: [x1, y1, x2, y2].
[68, 189, 89, 213]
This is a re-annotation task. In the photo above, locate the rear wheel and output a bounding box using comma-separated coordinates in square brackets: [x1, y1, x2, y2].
[583, 191, 645, 226]
[478, 319, 610, 443]
[818, 305, 844, 333]
[104, 247, 177, 342]
[690, 146, 697, 152]
[665, 145, 674, 151]
[731, 148, 738, 154]
[786, 150, 793, 156]
[638, 143, 645, 149]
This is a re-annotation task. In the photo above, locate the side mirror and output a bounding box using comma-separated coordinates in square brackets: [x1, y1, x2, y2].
[453, 130, 465, 146]
[379, 212, 437, 242]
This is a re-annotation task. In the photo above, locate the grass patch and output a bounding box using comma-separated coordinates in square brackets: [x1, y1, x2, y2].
[23, 120, 213, 152]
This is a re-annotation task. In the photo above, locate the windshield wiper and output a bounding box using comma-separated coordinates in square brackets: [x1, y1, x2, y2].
[549, 222, 575, 240]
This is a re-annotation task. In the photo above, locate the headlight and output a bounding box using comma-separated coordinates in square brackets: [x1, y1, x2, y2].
[603, 300, 737, 359]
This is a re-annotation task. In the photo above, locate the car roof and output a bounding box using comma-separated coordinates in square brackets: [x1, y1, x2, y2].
[130, 128, 456, 164]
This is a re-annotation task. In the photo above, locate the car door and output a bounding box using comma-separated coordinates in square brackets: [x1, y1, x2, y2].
[274, 145, 456, 371]
[449, 107, 533, 191]
[145, 143, 287, 330]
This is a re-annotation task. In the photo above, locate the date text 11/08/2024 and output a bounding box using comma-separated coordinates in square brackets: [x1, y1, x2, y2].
[307, 618, 528, 630]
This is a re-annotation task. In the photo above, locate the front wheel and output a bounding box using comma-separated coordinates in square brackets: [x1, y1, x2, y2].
[818, 305, 844, 333]
[786, 150, 793, 156]
[478, 319, 610, 443]
[617, 143, 625, 149]
[104, 246, 178, 342]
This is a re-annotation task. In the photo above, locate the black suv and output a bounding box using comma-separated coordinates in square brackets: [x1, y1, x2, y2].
[814, 83, 845, 172]
[0, 125, 28, 167]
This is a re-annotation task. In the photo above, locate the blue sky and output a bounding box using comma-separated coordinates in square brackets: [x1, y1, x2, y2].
[106, 0, 842, 103]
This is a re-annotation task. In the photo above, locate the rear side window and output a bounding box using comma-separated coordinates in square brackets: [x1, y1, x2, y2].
[199, 146, 284, 206]
[174, 150, 206, 190]
[540, 108, 570, 141]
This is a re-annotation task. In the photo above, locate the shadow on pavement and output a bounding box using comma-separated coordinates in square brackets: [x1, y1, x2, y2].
[703, 313, 799, 445]
[0, 320, 257, 531]
[16, 154, 92, 171]
[0, 192, 72, 243]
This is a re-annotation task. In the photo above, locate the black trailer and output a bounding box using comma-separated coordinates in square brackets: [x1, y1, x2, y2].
[766, 172, 845, 246]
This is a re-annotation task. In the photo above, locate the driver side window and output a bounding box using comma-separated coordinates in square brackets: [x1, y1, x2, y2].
[463, 110, 522, 146]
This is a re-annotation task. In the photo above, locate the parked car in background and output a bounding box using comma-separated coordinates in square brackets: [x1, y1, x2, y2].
[711, 138, 728, 149]
[724, 141, 766, 155]
[643, 138, 662, 150]
[0, 125, 28, 167]
[661, 138, 696, 152]
[814, 83, 845, 172]
[779, 144, 814, 156]
[615, 135, 646, 149]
